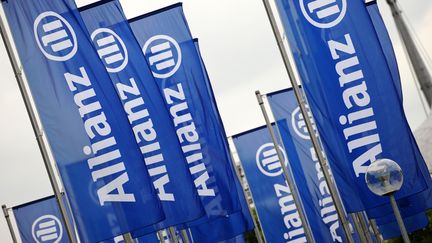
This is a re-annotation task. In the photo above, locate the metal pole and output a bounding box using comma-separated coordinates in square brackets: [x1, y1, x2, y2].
[0, 8, 76, 243]
[181, 229, 190, 243]
[168, 227, 179, 243]
[387, 0, 432, 108]
[370, 219, 384, 243]
[2, 205, 18, 243]
[188, 228, 195, 243]
[389, 194, 411, 243]
[157, 231, 166, 243]
[260, 1, 354, 242]
[255, 91, 314, 243]
[357, 212, 373, 243]
[350, 213, 368, 243]
[230, 146, 268, 243]
[123, 233, 134, 243]
[227, 140, 265, 243]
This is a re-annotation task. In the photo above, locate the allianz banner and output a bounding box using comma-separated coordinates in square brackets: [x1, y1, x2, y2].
[129, 3, 240, 219]
[78, 0, 204, 233]
[187, 40, 253, 242]
[13, 196, 74, 243]
[233, 125, 307, 243]
[189, 160, 254, 243]
[267, 88, 351, 243]
[2, 0, 164, 241]
[274, 0, 431, 212]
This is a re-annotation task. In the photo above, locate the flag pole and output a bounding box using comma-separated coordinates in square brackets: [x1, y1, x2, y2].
[180, 229, 191, 243]
[350, 213, 368, 243]
[157, 231, 166, 243]
[255, 91, 314, 243]
[2, 205, 18, 243]
[168, 227, 179, 243]
[123, 233, 134, 243]
[0, 8, 76, 243]
[370, 219, 384, 243]
[188, 228, 195, 243]
[227, 140, 265, 243]
[356, 212, 373, 243]
[387, 0, 432, 108]
[260, 1, 354, 242]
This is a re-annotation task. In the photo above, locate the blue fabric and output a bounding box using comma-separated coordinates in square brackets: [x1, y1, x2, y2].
[104, 233, 160, 243]
[378, 212, 429, 240]
[274, 0, 430, 213]
[233, 126, 307, 243]
[363, 2, 432, 219]
[268, 88, 355, 242]
[79, 0, 204, 233]
[129, 3, 241, 223]
[186, 40, 254, 243]
[2, 0, 164, 241]
[189, 171, 254, 243]
[13, 196, 75, 243]
[219, 235, 246, 243]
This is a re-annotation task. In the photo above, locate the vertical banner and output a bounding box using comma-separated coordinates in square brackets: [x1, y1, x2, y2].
[365, 2, 432, 220]
[129, 3, 240, 219]
[13, 196, 74, 243]
[274, 0, 431, 212]
[187, 39, 254, 243]
[189, 169, 254, 243]
[2, 0, 164, 241]
[233, 125, 307, 243]
[79, 0, 204, 233]
[267, 88, 350, 242]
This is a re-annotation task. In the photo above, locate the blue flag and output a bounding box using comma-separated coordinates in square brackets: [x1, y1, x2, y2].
[78, 0, 204, 232]
[13, 196, 74, 243]
[129, 3, 240, 219]
[377, 213, 428, 240]
[2, 0, 164, 241]
[186, 39, 254, 243]
[109, 233, 160, 243]
[233, 125, 308, 243]
[267, 88, 352, 242]
[189, 169, 254, 243]
[220, 235, 246, 243]
[363, 2, 432, 220]
[366, 184, 431, 223]
[274, 0, 431, 212]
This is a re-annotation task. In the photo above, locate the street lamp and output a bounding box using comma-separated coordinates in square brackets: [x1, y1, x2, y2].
[365, 159, 410, 243]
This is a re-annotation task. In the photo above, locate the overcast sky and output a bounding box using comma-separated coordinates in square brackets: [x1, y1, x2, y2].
[0, 0, 431, 241]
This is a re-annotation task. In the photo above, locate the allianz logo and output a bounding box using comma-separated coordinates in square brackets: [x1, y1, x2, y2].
[291, 106, 316, 140]
[31, 215, 63, 243]
[300, 0, 347, 28]
[34, 11, 77, 62]
[256, 143, 288, 177]
[143, 35, 182, 79]
[91, 28, 129, 73]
